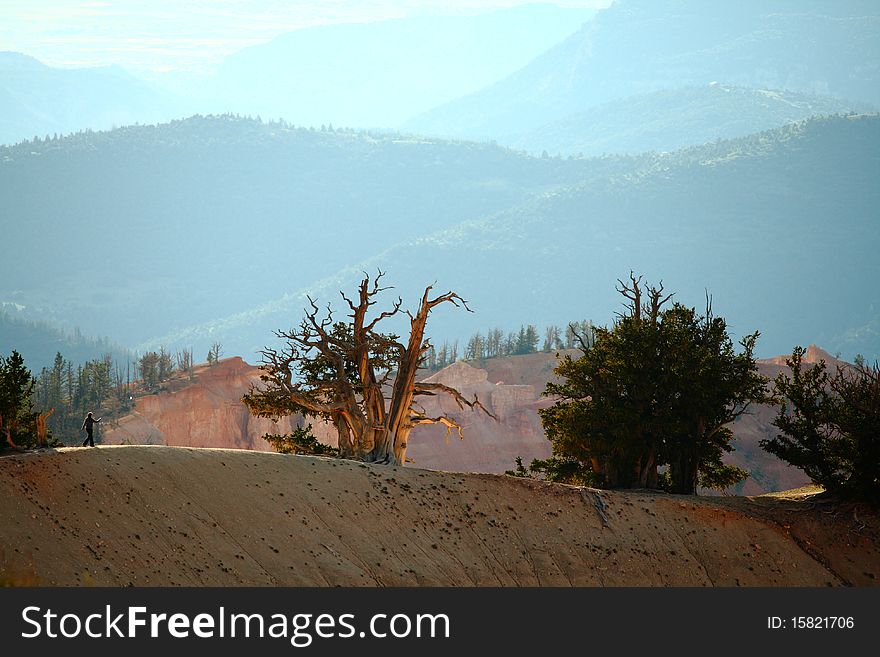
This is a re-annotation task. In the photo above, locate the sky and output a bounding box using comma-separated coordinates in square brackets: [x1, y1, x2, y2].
[0, 0, 613, 73]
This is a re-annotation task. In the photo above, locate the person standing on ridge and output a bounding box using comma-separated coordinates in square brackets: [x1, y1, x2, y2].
[81, 412, 101, 447]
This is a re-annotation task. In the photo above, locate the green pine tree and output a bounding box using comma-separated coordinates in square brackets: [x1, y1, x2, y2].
[0, 350, 38, 449]
[762, 348, 880, 504]
[537, 275, 763, 493]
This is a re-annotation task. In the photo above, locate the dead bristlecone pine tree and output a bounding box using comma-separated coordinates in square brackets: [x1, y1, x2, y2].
[243, 272, 494, 465]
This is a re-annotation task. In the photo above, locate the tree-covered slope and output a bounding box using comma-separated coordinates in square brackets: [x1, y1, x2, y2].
[0, 115, 616, 345]
[0, 311, 126, 371]
[154, 115, 880, 362]
[5, 112, 876, 363]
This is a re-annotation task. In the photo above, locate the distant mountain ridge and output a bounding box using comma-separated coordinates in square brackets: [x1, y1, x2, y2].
[0, 310, 128, 371]
[0, 51, 180, 146]
[5, 0, 876, 153]
[509, 85, 874, 156]
[141, 114, 880, 362]
[404, 0, 880, 140]
[0, 5, 595, 145]
[0, 115, 609, 346]
[206, 3, 595, 129]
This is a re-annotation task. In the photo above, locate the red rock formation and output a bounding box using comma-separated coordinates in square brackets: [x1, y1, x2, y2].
[758, 344, 841, 368]
[411, 352, 817, 494]
[103, 357, 302, 451]
[405, 361, 552, 473]
[103, 350, 831, 493]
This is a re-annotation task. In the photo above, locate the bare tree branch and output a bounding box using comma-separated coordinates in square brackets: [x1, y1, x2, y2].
[365, 296, 403, 332]
[409, 413, 465, 439]
[414, 382, 496, 420]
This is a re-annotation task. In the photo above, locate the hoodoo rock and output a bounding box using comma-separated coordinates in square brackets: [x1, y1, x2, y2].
[759, 344, 840, 368]
[406, 361, 552, 472]
[103, 357, 301, 451]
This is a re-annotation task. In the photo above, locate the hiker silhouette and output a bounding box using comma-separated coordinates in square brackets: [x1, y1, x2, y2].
[81, 412, 101, 447]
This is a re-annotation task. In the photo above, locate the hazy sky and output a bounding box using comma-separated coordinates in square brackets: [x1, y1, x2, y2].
[0, 1, 613, 73]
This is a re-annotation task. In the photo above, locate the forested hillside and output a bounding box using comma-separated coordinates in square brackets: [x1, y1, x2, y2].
[0, 311, 126, 370]
[4, 114, 877, 362]
[147, 115, 879, 361]
[0, 115, 612, 345]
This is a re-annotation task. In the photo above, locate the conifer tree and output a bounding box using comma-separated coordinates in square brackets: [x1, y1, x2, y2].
[539, 275, 764, 493]
[763, 349, 880, 504]
[0, 350, 37, 448]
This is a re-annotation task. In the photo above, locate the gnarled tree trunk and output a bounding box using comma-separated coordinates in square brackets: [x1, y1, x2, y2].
[244, 273, 493, 466]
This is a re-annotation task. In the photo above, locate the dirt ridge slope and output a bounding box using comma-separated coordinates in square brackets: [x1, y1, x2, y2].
[1, 446, 876, 586]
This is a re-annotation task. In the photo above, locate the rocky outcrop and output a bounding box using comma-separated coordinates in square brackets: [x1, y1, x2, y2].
[103, 357, 301, 451]
[101, 356, 556, 475]
[758, 344, 840, 368]
[405, 361, 551, 473]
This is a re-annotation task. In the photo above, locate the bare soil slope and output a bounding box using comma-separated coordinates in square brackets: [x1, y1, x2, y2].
[1, 446, 876, 587]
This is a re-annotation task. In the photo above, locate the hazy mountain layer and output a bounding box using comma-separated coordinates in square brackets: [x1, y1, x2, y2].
[0, 311, 127, 371]
[0, 52, 180, 146]
[0, 115, 613, 345]
[205, 4, 595, 129]
[405, 0, 880, 141]
[510, 85, 874, 156]
[146, 115, 880, 362]
[0, 5, 595, 146]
